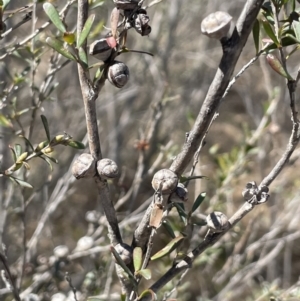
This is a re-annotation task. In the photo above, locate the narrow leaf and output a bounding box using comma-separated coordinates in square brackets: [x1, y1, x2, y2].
[261, 18, 279, 46]
[42, 154, 58, 164]
[39, 156, 54, 171]
[3, 0, 10, 9]
[292, 20, 300, 42]
[9, 146, 17, 162]
[286, 45, 300, 60]
[93, 66, 105, 82]
[191, 192, 206, 213]
[23, 162, 30, 170]
[15, 108, 30, 117]
[162, 220, 176, 239]
[151, 235, 185, 261]
[46, 37, 77, 61]
[41, 115, 50, 141]
[78, 48, 88, 67]
[35, 140, 49, 152]
[12, 162, 23, 171]
[136, 269, 151, 280]
[14, 144, 22, 157]
[0, 113, 13, 128]
[266, 53, 293, 79]
[173, 202, 187, 224]
[180, 175, 207, 183]
[253, 19, 260, 54]
[9, 176, 33, 189]
[191, 217, 207, 227]
[78, 14, 95, 47]
[67, 140, 85, 149]
[90, 1, 105, 10]
[43, 2, 66, 33]
[262, 35, 298, 52]
[133, 247, 143, 272]
[292, 0, 296, 11]
[138, 289, 156, 300]
[110, 246, 137, 287]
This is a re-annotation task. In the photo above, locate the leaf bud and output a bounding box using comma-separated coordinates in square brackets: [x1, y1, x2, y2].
[16, 152, 28, 163]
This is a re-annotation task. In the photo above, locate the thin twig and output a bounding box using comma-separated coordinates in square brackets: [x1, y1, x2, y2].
[0, 253, 21, 301]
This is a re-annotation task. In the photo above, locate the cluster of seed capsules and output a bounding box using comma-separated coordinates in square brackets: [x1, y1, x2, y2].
[89, 0, 151, 88]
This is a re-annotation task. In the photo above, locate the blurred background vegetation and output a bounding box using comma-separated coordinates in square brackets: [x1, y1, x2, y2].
[1, 0, 300, 300]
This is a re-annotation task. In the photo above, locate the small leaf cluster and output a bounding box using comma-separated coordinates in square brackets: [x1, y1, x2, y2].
[44, 2, 95, 68]
[0, 115, 85, 188]
[253, 0, 300, 79]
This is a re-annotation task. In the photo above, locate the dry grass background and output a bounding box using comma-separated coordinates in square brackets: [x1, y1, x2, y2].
[1, 0, 300, 300]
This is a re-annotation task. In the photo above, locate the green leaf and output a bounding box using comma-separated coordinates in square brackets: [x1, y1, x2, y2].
[0, 113, 13, 128]
[286, 45, 300, 60]
[42, 154, 58, 164]
[43, 2, 66, 33]
[15, 108, 31, 117]
[263, 35, 298, 52]
[67, 140, 85, 149]
[46, 37, 77, 61]
[39, 155, 54, 171]
[191, 192, 206, 213]
[12, 162, 23, 171]
[78, 14, 95, 47]
[41, 115, 50, 141]
[9, 146, 17, 162]
[110, 246, 137, 287]
[173, 202, 187, 224]
[9, 176, 33, 189]
[192, 218, 207, 227]
[93, 66, 105, 82]
[151, 235, 185, 261]
[3, 0, 10, 9]
[253, 19, 260, 54]
[35, 140, 49, 152]
[162, 220, 176, 239]
[14, 144, 22, 157]
[266, 53, 293, 79]
[292, 20, 300, 42]
[120, 295, 126, 301]
[180, 175, 207, 183]
[261, 18, 279, 46]
[136, 269, 151, 280]
[138, 289, 156, 301]
[78, 47, 88, 67]
[133, 247, 143, 272]
[19, 135, 34, 151]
